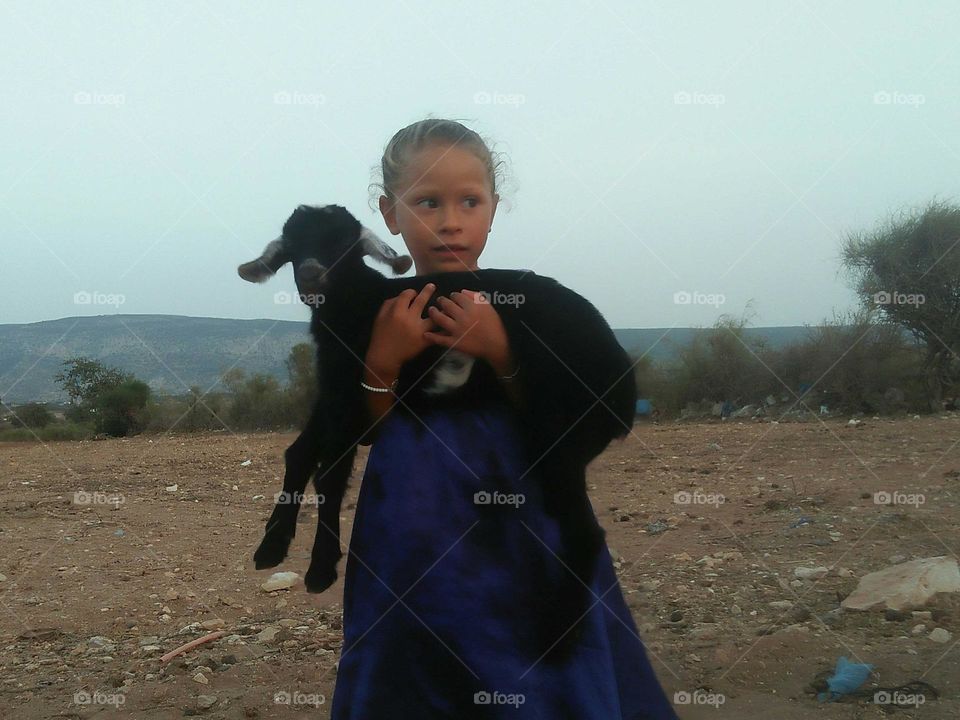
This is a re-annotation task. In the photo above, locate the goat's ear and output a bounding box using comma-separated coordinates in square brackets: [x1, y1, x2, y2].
[238, 236, 289, 283]
[359, 226, 412, 275]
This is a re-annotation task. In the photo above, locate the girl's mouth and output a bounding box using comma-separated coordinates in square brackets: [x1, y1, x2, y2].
[433, 246, 469, 255]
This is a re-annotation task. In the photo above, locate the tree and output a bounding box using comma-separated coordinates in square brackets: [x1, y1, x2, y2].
[56, 357, 130, 422]
[842, 199, 960, 409]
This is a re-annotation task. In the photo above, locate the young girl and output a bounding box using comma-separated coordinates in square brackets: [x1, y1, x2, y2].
[330, 119, 677, 719]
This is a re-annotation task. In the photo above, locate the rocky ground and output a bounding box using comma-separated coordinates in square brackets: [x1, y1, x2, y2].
[1, 414, 958, 718]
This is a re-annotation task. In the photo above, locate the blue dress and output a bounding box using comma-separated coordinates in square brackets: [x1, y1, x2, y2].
[330, 356, 677, 719]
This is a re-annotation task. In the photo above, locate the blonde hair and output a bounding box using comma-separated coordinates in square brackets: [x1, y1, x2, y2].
[369, 118, 506, 206]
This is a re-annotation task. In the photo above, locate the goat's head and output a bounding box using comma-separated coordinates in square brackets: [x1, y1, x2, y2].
[237, 204, 412, 299]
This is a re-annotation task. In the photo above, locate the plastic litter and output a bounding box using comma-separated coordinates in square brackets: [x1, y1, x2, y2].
[817, 656, 874, 702]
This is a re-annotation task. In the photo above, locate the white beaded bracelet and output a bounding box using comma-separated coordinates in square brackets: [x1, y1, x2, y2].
[360, 377, 398, 393]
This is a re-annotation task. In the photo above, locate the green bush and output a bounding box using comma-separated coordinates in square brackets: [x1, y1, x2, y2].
[8, 403, 54, 429]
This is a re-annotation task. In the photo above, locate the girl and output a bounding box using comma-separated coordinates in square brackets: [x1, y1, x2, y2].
[330, 119, 677, 719]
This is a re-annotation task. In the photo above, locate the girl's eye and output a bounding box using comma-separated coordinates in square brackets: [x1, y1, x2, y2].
[417, 198, 437, 208]
[464, 197, 478, 207]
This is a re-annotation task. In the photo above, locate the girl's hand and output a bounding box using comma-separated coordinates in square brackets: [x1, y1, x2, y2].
[365, 284, 438, 377]
[424, 290, 512, 368]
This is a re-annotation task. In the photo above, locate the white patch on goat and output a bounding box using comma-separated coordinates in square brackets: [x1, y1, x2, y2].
[423, 349, 475, 395]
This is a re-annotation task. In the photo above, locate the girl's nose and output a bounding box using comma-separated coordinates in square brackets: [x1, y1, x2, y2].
[438, 207, 462, 232]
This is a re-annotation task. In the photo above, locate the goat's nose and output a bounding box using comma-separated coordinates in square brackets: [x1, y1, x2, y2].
[297, 264, 325, 283]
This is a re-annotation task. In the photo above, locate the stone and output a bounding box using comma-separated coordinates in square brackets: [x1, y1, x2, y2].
[769, 600, 794, 610]
[260, 572, 300, 592]
[257, 626, 283, 643]
[794, 566, 829, 581]
[841, 556, 960, 611]
[197, 695, 217, 710]
[192, 672, 209, 685]
[884, 609, 909, 622]
[929, 628, 952, 643]
[201, 618, 226, 630]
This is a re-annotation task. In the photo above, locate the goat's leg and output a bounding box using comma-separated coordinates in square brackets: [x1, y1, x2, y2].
[253, 415, 325, 569]
[304, 450, 355, 592]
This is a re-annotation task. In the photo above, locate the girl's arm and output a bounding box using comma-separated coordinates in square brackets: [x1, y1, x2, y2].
[357, 358, 400, 446]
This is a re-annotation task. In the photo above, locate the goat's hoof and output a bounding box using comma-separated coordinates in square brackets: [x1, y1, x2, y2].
[253, 535, 292, 570]
[304, 564, 338, 593]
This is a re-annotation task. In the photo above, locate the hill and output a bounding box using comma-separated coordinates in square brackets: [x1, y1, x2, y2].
[0, 315, 813, 403]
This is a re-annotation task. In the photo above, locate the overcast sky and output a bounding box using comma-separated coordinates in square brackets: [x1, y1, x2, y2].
[2, 1, 957, 329]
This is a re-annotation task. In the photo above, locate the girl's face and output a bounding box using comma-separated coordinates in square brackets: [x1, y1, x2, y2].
[379, 143, 499, 275]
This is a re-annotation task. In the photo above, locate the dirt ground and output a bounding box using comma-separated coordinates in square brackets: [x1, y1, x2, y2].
[2, 414, 958, 719]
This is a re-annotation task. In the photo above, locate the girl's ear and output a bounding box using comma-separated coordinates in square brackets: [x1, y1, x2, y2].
[378, 194, 401, 235]
[490, 192, 500, 229]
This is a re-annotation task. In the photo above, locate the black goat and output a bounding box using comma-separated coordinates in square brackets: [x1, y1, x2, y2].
[238, 204, 637, 657]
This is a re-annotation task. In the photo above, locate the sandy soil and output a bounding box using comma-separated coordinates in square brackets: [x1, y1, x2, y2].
[1, 414, 958, 718]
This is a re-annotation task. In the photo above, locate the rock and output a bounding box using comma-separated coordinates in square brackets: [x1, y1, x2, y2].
[769, 600, 794, 610]
[841, 556, 960, 611]
[729, 604, 742, 616]
[87, 636, 116, 652]
[162, 588, 179, 602]
[669, 610, 684, 623]
[165, 484, 178, 492]
[197, 695, 217, 710]
[192, 672, 209, 685]
[689, 624, 720, 641]
[911, 623, 926, 635]
[929, 628, 952, 643]
[201, 619, 226, 630]
[139, 645, 162, 655]
[260, 572, 300, 592]
[911, 611, 932, 621]
[645, 520, 670, 535]
[884, 609, 909, 622]
[889, 554, 908, 564]
[257, 626, 284, 643]
[794, 566, 829, 581]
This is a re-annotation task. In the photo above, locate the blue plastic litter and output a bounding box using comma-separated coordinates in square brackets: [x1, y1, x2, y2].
[635, 398, 652, 416]
[817, 656, 874, 702]
[789, 516, 815, 528]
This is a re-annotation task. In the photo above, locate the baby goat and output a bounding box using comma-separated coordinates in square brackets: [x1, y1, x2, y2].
[238, 204, 636, 654]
